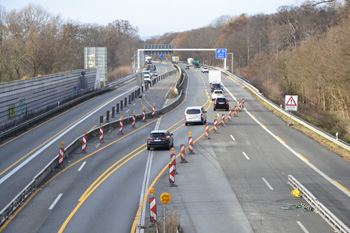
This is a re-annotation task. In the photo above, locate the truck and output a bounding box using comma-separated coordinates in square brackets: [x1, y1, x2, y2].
[194, 59, 200, 68]
[145, 56, 152, 64]
[187, 58, 194, 66]
[209, 70, 221, 84]
[171, 56, 179, 64]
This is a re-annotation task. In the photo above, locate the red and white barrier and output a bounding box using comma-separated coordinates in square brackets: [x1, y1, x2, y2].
[242, 98, 245, 108]
[234, 106, 238, 117]
[59, 143, 64, 165]
[170, 152, 176, 172]
[180, 144, 187, 163]
[205, 124, 209, 139]
[214, 118, 218, 133]
[119, 117, 123, 134]
[132, 113, 136, 127]
[152, 104, 155, 117]
[149, 197, 157, 223]
[228, 109, 232, 121]
[221, 113, 225, 126]
[100, 124, 104, 142]
[82, 134, 87, 152]
[169, 163, 176, 186]
[188, 132, 194, 154]
[142, 109, 146, 121]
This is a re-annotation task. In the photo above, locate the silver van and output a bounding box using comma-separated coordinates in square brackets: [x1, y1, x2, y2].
[185, 106, 207, 125]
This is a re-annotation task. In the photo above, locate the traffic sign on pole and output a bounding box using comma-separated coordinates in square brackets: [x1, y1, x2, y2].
[216, 49, 227, 59]
[285, 95, 298, 111]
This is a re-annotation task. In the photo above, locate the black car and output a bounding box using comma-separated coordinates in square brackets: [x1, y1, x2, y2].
[147, 130, 174, 150]
[210, 83, 221, 92]
[213, 97, 229, 111]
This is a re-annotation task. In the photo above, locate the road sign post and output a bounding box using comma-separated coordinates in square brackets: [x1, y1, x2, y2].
[285, 95, 298, 126]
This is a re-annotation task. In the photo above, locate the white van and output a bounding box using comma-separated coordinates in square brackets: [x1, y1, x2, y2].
[143, 70, 151, 83]
[185, 106, 207, 125]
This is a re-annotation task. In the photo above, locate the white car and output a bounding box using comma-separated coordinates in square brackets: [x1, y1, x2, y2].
[211, 90, 224, 100]
[185, 106, 207, 125]
[201, 67, 209, 73]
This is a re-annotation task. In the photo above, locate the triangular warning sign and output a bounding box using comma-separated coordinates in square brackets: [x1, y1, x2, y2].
[286, 96, 297, 106]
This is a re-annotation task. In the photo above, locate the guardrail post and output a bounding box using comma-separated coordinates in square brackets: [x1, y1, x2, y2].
[100, 116, 103, 125]
[125, 97, 128, 107]
[116, 103, 120, 114]
[120, 100, 123, 111]
[106, 110, 110, 122]
[131, 92, 134, 101]
[141, 86, 144, 93]
[112, 107, 115, 118]
[129, 95, 131, 104]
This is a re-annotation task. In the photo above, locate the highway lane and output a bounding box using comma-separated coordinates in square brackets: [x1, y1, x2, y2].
[145, 66, 349, 232]
[1, 63, 215, 233]
[2, 64, 349, 233]
[0, 63, 172, 211]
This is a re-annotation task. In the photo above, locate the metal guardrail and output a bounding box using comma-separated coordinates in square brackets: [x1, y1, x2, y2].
[288, 175, 350, 233]
[0, 68, 182, 228]
[206, 65, 350, 153]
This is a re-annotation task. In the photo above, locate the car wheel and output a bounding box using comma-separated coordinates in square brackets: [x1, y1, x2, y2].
[213, 108, 216, 111]
[185, 122, 188, 126]
[147, 146, 150, 150]
[204, 119, 207, 124]
[226, 108, 229, 111]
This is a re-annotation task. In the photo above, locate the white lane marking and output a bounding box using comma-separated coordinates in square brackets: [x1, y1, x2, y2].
[78, 161, 86, 172]
[230, 135, 235, 141]
[262, 177, 274, 190]
[223, 74, 350, 198]
[297, 221, 310, 233]
[126, 109, 129, 113]
[49, 193, 63, 210]
[242, 152, 250, 160]
[133, 103, 136, 106]
[244, 108, 350, 198]
[96, 143, 100, 148]
[136, 118, 161, 233]
[0, 86, 138, 185]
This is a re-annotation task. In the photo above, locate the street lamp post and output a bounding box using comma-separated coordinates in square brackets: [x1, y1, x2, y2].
[228, 52, 234, 73]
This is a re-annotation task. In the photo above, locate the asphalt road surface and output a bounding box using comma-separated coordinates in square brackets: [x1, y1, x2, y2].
[1, 63, 349, 233]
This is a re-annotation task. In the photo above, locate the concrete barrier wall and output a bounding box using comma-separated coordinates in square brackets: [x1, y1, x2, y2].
[0, 69, 98, 130]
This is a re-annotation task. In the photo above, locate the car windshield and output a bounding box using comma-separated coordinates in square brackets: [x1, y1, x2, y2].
[151, 133, 165, 137]
[186, 109, 200, 114]
[214, 91, 223, 94]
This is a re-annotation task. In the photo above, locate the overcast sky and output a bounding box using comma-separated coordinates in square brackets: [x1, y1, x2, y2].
[1, 0, 302, 38]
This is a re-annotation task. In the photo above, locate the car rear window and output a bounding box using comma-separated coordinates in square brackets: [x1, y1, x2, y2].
[214, 90, 223, 94]
[151, 133, 166, 137]
[186, 109, 200, 114]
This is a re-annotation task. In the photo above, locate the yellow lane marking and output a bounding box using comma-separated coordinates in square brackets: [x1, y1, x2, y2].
[298, 153, 309, 161]
[261, 124, 267, 128]
[334, 181, 350, 194]
[0, 86, 132, 176]
[251, 114, 256, 119]
[79, 144, 146, 202]
[131, 119, 212, 232]
[276, 136, 286, 144]
[59, 94, 189, 232]
[139, 98, 151, 112]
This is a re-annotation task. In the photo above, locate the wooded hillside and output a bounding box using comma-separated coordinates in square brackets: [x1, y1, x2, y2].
[1, 1, 349, 141]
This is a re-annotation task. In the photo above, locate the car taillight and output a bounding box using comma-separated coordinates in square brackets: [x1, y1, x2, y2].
[147, 137, 153, 141]
[162, 137, 169, 140]
[185, 114, 186, 120]
[201, 114, 203, 118]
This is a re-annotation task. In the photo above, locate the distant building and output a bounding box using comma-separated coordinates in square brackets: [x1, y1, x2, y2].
[84, 47, 107, 84]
